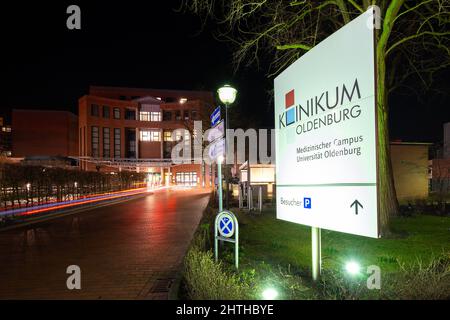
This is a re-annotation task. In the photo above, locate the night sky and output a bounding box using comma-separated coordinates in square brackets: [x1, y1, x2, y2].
[1, 1, 449, 142]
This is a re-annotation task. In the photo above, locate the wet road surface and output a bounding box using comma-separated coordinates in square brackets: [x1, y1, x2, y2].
[0, 188, 210, 299]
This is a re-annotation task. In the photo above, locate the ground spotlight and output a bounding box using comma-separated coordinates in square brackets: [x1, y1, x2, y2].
[345, 261, 361, 275]
[262, 287, 278, 300]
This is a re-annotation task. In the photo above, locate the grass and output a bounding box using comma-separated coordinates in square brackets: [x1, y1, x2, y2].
[235, 207, 450, 274]
[182, 202, 450, 299]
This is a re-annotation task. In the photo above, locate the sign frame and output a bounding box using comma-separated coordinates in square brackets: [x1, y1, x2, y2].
[214, 210, 239, 269]
[274, 8, 380, 239]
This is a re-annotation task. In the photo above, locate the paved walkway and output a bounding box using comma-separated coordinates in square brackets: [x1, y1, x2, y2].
[0, 188, 210, 299]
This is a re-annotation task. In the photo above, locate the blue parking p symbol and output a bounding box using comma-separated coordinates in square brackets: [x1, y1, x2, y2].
[304, 198, 311, 209]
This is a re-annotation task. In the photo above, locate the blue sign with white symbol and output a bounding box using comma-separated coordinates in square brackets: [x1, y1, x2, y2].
[211, 106, 221, 127]
[217, 211, 235, 238]
[215, 210, 239, 268]
[304, 197, 311, 209]
[220, 217, 233, 236]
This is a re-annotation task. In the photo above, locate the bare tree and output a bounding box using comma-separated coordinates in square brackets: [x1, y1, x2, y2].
[181, 0, 450, 235]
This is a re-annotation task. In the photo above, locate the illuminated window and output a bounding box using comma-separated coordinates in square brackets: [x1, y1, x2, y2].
[163, 131, 173, 142]
[140, 111, 161, 121]
[140, 129, 161, 142]
[179, 98, 187, 104]
[151, 112, 161, 121]
[174, 129, 190, 141]
[140, 111, 150, 121]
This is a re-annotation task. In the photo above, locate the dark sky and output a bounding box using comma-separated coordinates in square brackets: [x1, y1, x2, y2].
[1, 1, 448, 142]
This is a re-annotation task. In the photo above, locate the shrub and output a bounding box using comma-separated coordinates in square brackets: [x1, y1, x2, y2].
[183, 244, 251, 300]
[318, 254, 450, 300]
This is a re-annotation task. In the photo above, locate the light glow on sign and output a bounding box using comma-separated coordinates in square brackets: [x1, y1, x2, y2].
[274, 9, 379, 238]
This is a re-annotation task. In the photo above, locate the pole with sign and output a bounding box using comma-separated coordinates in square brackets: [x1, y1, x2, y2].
[274, 8, 378, 280]
[209, 108, 225, 211]
[214, 210, 239, 269]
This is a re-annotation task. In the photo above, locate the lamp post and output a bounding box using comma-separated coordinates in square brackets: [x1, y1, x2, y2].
[217, 85, 237, 209]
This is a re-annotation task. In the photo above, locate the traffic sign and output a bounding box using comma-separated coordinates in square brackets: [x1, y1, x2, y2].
[211, 106, 221, 127]
[218, 212, 235, 238]
[214, 210, 239, 269]
[274, 9, 379, 238]
[208, 137, 225, 162]
[206, 120, 224, 143]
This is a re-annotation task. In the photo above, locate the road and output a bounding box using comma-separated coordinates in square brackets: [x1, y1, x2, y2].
[0, 188, 210, 299]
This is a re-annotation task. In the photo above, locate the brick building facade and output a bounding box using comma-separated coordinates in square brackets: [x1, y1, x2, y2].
[78, 86, 215, 188]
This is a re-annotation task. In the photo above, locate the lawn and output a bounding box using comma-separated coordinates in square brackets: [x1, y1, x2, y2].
[233, 206, 450, 274]
[183, 203, 450, 299]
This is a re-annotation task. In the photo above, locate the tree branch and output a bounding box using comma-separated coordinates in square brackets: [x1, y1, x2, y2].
[276, 44, 312, 51]
[386, 31, 450, 56]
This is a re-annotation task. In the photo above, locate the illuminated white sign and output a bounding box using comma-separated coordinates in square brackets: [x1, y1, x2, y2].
[274, 9, 379, 238]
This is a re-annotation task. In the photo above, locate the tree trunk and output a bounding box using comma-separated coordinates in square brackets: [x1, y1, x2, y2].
[376, 40, 399, 236]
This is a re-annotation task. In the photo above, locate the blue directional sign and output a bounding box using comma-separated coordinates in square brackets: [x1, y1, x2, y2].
[210, 106, 221, 127]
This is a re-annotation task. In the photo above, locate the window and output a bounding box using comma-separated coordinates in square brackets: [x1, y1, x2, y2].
[163, 131, 173, 142]
[140, 111, 150, 121]
[191, 110, 198, 119]
[113, 108, 121, 119]
[103, 127, 110, 158]
[183, 110, 190, 120]
[140, 129, 161, 142]
[151, 112, 161, 121]
[91, 126, 99, 157]
[119, 95, 127, 100]
[103, 106, 110, 118]
[114, 128, 121, 158]
[176, 172, 197, 186]
[174, 129, 190, 141]
[91, 104, 99, 117]
[125, 108, 136, 120]
[140, 111, 161, 122]
[175, 110, 181, 120]
[163, 111, 172, 121]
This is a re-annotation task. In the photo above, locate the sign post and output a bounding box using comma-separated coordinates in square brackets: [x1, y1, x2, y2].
[214, 210, 239, 269]
[311, 227, 321, 281]
[274, 9, 379, 281]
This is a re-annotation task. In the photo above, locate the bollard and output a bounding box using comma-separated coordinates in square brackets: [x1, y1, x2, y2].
[238, 185, 243, 209]
[247, 186, 253, 211]
[258, 186, 263, 213]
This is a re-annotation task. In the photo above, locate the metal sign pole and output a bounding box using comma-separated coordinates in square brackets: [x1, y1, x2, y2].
[235, 215, 239, 270]
[217, 159, 223, 212]
[311, 226, 321, 281]
[214, 214, 219, 263]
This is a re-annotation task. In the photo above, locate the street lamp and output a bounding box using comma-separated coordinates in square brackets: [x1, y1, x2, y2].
[217, 85, 237, 210]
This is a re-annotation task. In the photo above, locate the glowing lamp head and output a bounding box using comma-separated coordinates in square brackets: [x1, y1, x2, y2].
[217, 85, 237, 105]
[217, 155, 224, 163]
[262, 288, 278, 300]
[345, 261, 361, 275]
